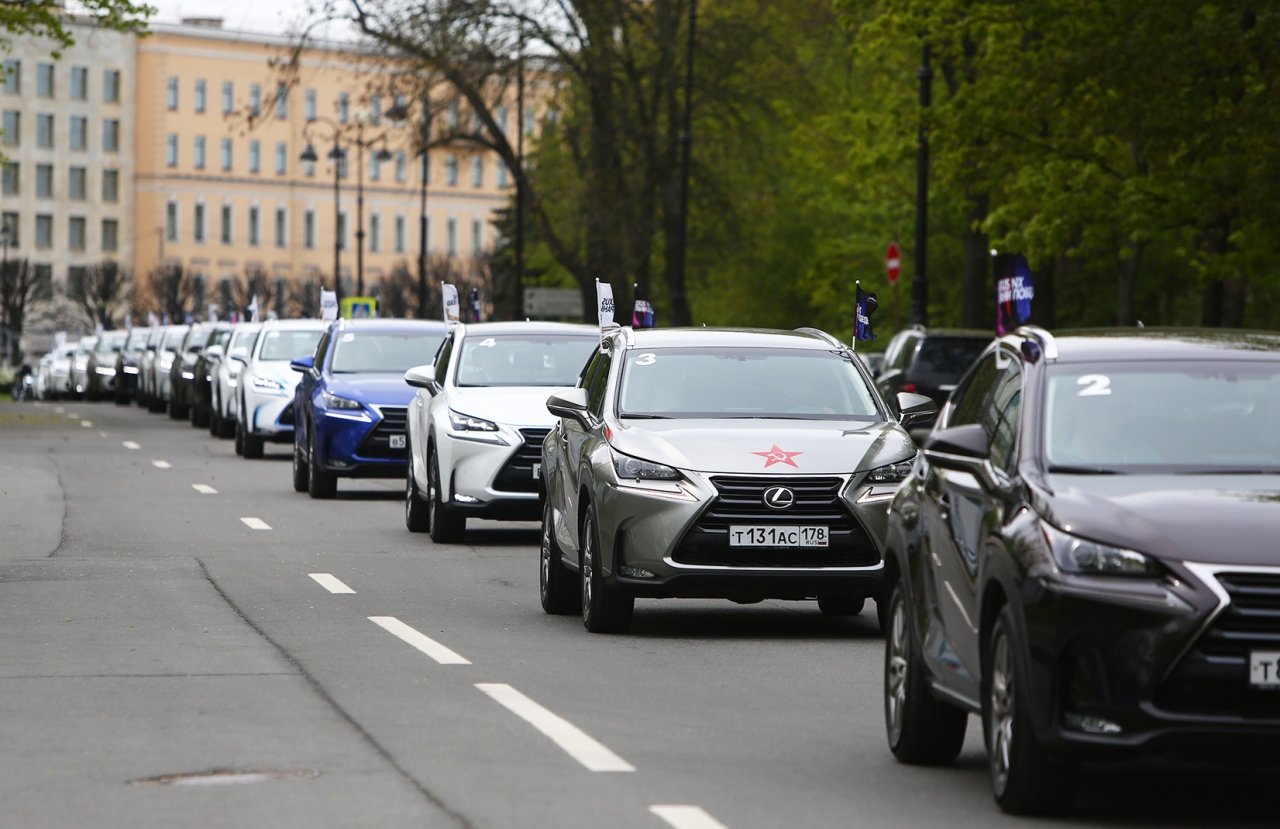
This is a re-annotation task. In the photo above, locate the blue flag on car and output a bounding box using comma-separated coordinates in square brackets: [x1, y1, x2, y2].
[995, 254, 1034, 335]
[855, 283, 878, 342]
[632, 284, 655, 328]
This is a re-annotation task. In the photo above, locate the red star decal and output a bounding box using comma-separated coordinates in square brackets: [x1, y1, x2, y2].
[752, 444, 803, 468]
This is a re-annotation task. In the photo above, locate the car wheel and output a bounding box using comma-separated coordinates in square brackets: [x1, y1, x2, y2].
[234, 418, 245, 456]
[242, 423, 265, 458]
[168, 398, 184, 420]
[884, 582, 967, 764]
[292, 435, 309, 493]
[426, 449, 465, 543]
[209, 406, 221, 437]
[540, 500, 580, 615]
[307, 431, 337, 499]
[985, 606, 1078, 815]
[405, 439, 430, 532]
[148, 393, 165, 414]
[817, 595, 866, 616]
[580, 506, 633, 633]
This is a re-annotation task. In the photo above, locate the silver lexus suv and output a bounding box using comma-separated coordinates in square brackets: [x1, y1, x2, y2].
[539, 326, 936, 633]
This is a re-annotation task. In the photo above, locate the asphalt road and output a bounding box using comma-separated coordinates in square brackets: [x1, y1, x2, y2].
[1, 398, 1275, 828]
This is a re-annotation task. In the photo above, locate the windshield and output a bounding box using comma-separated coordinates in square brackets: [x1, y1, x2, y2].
[259, 329, 323, 361]
[125, 329, 150, 350]
[95, 334, 126, 354]
[230, 327, 260, 351]
[161, 327, 189, 350]
[455, 334, 597, 387]
[331, 331, 446, 373]
[618, 347, 882, 420]
[1045, 361, 1280, 473]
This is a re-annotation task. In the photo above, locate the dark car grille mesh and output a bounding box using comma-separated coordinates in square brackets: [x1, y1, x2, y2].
[358, 406, 409, 459]
[1157, 570, 1280, 717]
[671, 476, 879, 568]
[277, 402, 295, 427]
[493, 428, 550, 493]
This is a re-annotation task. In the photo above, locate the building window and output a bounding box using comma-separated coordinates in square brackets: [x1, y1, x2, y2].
[370, 95, 381, 125]
[275, 142, 287, 175]
[1, 162, 17, 195]
[1, 212, 17, 247]
[472, 156, 483, 187]
[446, 155, 458, 186]
[194, 136, 206, 170]
[276, 83, 288, 118]
[69, 166, 86, 200]
[304, 159, 315, 178]
[525, 108, 535, 135]
[37, 63, 54, 97]
[220, 204, 232, 244]
[2, 110, 17, 146]
[249, 140, 260, 173]
[248, 206, 260, 246]
[304, 209, 315, 249]
[395, 151, 407, 183]
[103, 119, 120, 153]
[103, 70, 121, 103]
[166, 76, 178, 110]
[35, 164, 52, 198]
[275, 208, 286, 248]
[166, 200, 178, 241]
[36, 114, 53, 148]
[338, 92, 349, 123]
[221, 137, 232, 171]
[222, 81, 233, 114]
[394, 215, 405, 253]
[446, 218, 456, 255]
[193, 203, 206, 243]
[69, 216, 86, 251]
[195, 79, 206, 113]
[447, 101, 458, 129]
[2, 60, 19, 95]
[369, 152, 381, 182]
[166, 134, 178, 167]
[337, 212, 347, 251]
[472, 218, 482, 254]
[102, 169, 119, 202]
[70, 116, 87, 151]
[36, 214, 53, 249]
[305, 88, 316, 120]
[249, 84, 261, 116]
[497, 105, 508, 135]
[102, 219, 118, 253]
[497, 161, 508, 188]
[369, 213, 381, 252]
[71, 66, 88, 100]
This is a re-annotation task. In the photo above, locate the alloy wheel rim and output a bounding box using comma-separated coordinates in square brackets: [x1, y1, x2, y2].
[989, 631, 1014, 794]
[886, 596, 908, 745]
[540, 516, 551, 599]
[581, 517, 594, 614]
[427, 460, 438, 531]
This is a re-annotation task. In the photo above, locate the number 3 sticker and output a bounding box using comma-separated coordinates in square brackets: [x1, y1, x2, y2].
[1076, 374, 1111, 396]
[635, 353, 656, 366]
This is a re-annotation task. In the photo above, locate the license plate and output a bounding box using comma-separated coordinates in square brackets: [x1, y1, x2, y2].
[532, 463, 541, 479]
[389, 434, 406, 449]
[1249, 651, 1280, 688]
[729, 525, 828, 548]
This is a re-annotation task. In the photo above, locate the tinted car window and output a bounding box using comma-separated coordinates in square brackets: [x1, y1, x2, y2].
[455, 334, 597, 387]
[883, 332, 920, 372]
[331, 332, 447, 373]
[947, 352, 1000, 427]
[584, 349, 612, 416]
[434, 334, 455, 386]
[259, 330, 323, 361]
[911, 337, 989, 375]
[985, 361, 1023, 472]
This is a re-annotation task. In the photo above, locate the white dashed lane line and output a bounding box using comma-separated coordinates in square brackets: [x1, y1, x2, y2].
[151, 460, 172, 469]
[309, 573, 356, 594]
[122, 441, 140, 450]
[98, 431, 108, 438]
[650, 806, 732, 829]
[240, 517, 272, 530]
[192, 484, 218, 495]
[475, 683, 635, 773]
[80, 421, 92, 428]
[368, 616, 471, 665]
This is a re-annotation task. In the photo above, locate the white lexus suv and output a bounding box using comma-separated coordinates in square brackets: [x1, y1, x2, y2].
[404, 321, 599, 542]
[235, 319, 327, 459]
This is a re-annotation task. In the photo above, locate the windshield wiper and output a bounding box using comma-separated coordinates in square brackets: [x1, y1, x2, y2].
[1047, 465, 1123, 475]
[621, 413, 671, 419]
[1174, 468, 1279, 475]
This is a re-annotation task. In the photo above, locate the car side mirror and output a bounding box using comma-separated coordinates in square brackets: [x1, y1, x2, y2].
[547, 387, 591, 425]
[228, 347, 248, 364]
[404, 363, 438, 392]
[923, 423, 990, 468]
[205, 344, 225, 361]
[897, 392, 938, 428]
[290, 355, 315, 373]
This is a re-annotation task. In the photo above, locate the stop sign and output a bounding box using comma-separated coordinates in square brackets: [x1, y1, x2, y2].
[885, 242, 902, 285]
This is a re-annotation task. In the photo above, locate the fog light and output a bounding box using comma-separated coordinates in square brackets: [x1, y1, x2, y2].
[1063, 712, 1122, 735]
[453, 493, 479, 504]
[619, 565, 655, 579]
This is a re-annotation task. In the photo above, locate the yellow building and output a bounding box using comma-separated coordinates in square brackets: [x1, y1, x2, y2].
[135, 19, 517, 312]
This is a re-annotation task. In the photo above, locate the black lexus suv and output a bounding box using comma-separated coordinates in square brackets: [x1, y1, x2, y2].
[882, 327, 1280, 814]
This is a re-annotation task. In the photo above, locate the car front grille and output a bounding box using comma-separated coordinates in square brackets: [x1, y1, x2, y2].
[358, 406, 409, 460]
[492, 428, 550, 493]
[1157, 570, 1280, 717]
[671, 476, 879, 568]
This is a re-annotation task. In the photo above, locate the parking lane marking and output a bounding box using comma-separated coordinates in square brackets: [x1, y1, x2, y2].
[309, 573, 355, 594]
[192, 484, 218, 495]
[368, 616, 470, 665]
[152, 460, 172, 469]
[240, 517, 271, 530]
[80, 421, 92, 428]
[476, 683, 635, 773]
[650, 806, 731, 829]
[123, 441, 140, 450]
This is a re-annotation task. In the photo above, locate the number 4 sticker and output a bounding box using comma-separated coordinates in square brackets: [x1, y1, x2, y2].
[1077, 374, 1111, 396]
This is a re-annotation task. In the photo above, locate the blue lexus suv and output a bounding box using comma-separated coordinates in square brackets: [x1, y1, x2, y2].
[291, 318, 449, 498]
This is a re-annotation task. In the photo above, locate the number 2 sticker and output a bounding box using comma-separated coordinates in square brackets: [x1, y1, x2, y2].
[635, 353, 656, 366]
[1076, 374, 1111, 396]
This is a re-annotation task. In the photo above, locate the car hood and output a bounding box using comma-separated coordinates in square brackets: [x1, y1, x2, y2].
[449, 386, 572, 427]
[609, 418, 914, 476]
[1040, 474, 1280, 566]
[327, 373, 416, 407]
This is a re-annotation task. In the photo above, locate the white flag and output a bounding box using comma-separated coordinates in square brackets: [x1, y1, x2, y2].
[319, 290, 338, 321]
[247, 295, 260, 323]
[207, 303, 219, 322]
[146, 313, 159, 328]
[596, 279, 615, 327]
[442, 283, 460, 323]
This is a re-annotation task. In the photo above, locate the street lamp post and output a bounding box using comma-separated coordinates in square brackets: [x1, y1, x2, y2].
[300, 117, 346, 305]
[387, 98, 431, 319]
[351, 116, 393, 298]
[0, 220, 10, 367]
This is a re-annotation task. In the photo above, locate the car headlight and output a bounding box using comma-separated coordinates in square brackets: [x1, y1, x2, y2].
[613, 451, 681, 481]
[863, 456, 916, 483]
[252, 376, 287, 394]
[159, 358, 174, 371]
[448, 409, 498, 431]
[95, 366, 116, 376]
[322, 390, 363, 410]
[123, 366, 139, 374]
[181, 371, 195, 380]
[1043, 524, 1162, 576]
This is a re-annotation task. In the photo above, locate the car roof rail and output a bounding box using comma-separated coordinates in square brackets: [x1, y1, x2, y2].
[1014, 325, 1058, 361]
[793, 327, 847, 349]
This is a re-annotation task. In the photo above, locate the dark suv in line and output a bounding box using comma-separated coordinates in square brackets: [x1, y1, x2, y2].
[882, 327, 1280, 814]
[875, 325, 991, 411]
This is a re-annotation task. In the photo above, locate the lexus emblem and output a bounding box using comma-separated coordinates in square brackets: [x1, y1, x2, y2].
[763, 486, 796, 510]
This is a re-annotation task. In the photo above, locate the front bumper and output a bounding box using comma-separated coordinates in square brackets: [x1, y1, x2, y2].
[441, 425, 549, 518]
[316, 404, 409, 479]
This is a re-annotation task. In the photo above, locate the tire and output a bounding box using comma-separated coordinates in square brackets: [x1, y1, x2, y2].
[580, 506, 633, 633]
[540, 500, 580, 614]
[149, 393, 165, 414]
[291, 437, 309, 493]
[209, 407, 221, 437]
[242, 430, 264, 459]
[234, 418, 245, 456]
[985, 606, 1078, 815]
[307, 431, 336, 498]
[426, 449, 465, 543]
[818, 595, 866, 616]
[884, 582, 968, 764]
[405, 455, 430, 533]
[168, 399, 185, 420]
